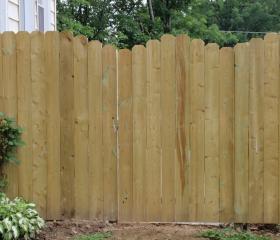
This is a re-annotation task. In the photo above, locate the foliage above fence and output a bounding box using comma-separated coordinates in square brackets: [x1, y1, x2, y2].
[0, 31, 280, 224]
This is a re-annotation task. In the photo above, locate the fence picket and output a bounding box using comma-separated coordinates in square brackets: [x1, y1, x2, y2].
[102, 45, 117, 221]
[88, 41, 103, 220]
[248, 38, 264, 223]
[59, 32, 75, 218]
[234, 43, 250, 223]
[219, 47, 234, 222]
[132, 45, 147, 221]
[264, 33, 279, 223]
[118, 49, 133, 222]
[31, 32, 47, 218]
[16, 32, 33, 202]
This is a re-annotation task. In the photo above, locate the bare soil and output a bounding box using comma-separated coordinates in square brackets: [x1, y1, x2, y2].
[36, 220, 280, 240]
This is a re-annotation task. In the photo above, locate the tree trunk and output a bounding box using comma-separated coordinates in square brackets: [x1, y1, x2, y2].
[147, 0, 155, 22]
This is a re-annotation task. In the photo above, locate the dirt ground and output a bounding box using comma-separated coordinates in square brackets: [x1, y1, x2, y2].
[36, 220, 280, 240]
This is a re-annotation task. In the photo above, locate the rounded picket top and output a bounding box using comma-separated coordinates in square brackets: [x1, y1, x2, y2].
[88, 40, 102, 49]
[191, 38, 205, 45]
[161, 34, 176, 42]
[264, 32, 279, 42]
[60, 31, 74, 42]
[175, 34, 190, 44]
[205, 42, 219, 50]
[16, 31, 30, 38]
[132, 44, 146, 53]
[249, 37, 263, 44]
[220, 47, 233, 54]
[119, 48, 131, 55]
[102, 44, 117, 52]
[74, 35, 88, 46]
[234, 42, 249, 51]
[146, 39, 160, 48]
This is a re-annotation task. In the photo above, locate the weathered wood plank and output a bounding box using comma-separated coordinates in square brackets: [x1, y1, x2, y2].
[102, 45, 117, 221]
[88, 40, 103, 220]
[59, 32, 75, 218]
[204, 43, 220, 222]
[146, 40, 161, 221]
[73, 35, 89, 219]
[234, 43, 250, 223]
[45, 31, 61, 220]
[31, 32, 47, 217]
[16, 32, 33, 201]
[132, 45, 147, 221]
[189, 39, 205, 221]
[118, 49, 133, 222]
[264, 33, 279, 223]
[175, 34, 190, 222]
[219, 47, 234, 222]
[248, 38, 264, 223]
[161, 34, 176, 222]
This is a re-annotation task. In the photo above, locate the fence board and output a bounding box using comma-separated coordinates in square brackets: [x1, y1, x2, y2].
[16, 32, 33, 201]
[204, 43, 220, 221]
[1, 32, 280, 224]
[45, 32, 61, 220]
[88, 41, 103, 220]
[146, 40, 161, 221]
[189, 39, 205, 221]
[31, 32, 47, 218]
[219, 47, 234, 222]
[2, 32, 18, 199]
[234, 43, 250, 223]
[248, 38, 264, 223]
[102, 45, 117, 221]
[161, 35, 176, 222]
[175, 35, 190, 221]
[59, 32, 75, 218]
[118, 49, 133, 221]
[73, 35, 89, 219]
[264, 33, 279, 223]
[132, 45, 147, 221]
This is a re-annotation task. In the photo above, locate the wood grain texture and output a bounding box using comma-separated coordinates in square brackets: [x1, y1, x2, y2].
[88, 41, 103, 220]
[118, 49, 133, 222]
[45, 32, 61, 220]
[264, 33, 279, 223]
[73, 35, 89, 219]
[248, 38, 264, 223]
[102, 45, 117, 221]
[175, 35, 190, 221]
[219, 47, 234, 222]
[234, 43, 250, 223]
[2, 32, 18, 199]
[132, 45, 147, 221]
[189, 39, 205, 221]
[16, 32, 33, 201]
[204, 43, 220, 222]
[146, 40, 161, 221]
[31, 32, 47, 218]
[59, 32, 75, 218]
[161, 35, 176, 222]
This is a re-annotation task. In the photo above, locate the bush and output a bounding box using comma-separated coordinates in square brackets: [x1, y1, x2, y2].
[0, 193, 44, 240]
[0, 112, 23, 166]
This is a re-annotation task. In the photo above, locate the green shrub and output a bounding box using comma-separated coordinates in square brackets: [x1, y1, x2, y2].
[0, 193, 44, 240]
[200, 228, 270, 240]
[0, 112, 23, 166]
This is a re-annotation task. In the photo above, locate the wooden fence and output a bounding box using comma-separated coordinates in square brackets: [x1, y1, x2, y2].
[1, 31, 280, 223]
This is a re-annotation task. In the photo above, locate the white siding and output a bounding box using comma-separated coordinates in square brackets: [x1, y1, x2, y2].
[7, 0, 19, 32]
[0, 0, 56, 32]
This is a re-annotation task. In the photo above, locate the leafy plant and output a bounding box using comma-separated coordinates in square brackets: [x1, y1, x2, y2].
[0, 193, 44, 240]
[200, 228, 270, 240]
[73, 232, 112, 240]
[0, 112, 23, 166]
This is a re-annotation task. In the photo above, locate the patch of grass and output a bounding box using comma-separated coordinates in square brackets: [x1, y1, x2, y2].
[200, 228, 270, 240]
[73, 232, 112, 240]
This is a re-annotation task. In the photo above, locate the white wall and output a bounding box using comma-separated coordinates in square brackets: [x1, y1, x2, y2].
[0, 0, 56, 32]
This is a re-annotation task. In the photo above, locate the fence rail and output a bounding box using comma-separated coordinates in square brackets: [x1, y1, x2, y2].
[1, 31, 280, 223]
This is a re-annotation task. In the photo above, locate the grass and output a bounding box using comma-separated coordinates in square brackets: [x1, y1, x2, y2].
[200, 228, 271, 240]
[73, 232, 112, 240]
